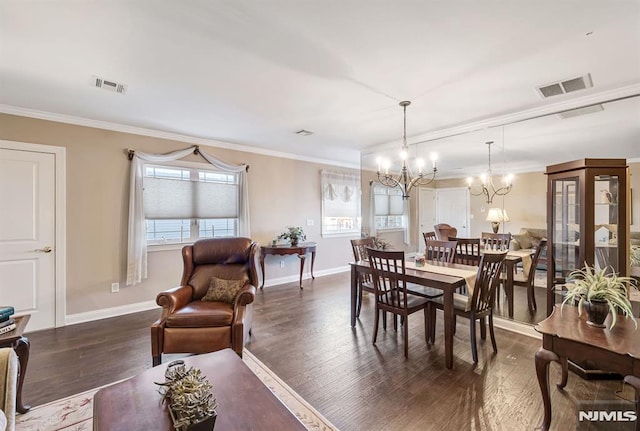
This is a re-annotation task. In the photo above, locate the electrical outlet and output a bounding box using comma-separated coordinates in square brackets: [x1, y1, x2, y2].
[280, 260, 285, 268]
[306, 219, 314, 226]
[111, 282, 120, 293]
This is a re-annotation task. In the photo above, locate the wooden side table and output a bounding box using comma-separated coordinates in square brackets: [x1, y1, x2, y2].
[534, 306, 640, 431]
[0, 314, 31, 413]
[259, 243, 317, 289]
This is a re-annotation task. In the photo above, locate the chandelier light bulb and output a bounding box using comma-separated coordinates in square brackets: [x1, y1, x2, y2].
[430, 152, 438, 168]
[400, 149, 408, 160]
[416, 158, 425, 174]
[466, 177, 474, 186]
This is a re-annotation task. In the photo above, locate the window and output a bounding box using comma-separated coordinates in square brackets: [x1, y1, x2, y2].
[321, 170, 361, 237]
[373, 184, 404, 229]
[143, 162, 240, 245]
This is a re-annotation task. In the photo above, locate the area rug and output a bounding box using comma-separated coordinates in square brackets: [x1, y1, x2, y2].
[15, 350, 337, 431]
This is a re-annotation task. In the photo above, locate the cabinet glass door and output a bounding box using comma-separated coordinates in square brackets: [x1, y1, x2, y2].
[594, 174, 619, 272]
[552, 177, 580, 282]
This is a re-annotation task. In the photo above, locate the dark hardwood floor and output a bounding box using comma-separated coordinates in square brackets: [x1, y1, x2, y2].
[22, 271, 634, 430]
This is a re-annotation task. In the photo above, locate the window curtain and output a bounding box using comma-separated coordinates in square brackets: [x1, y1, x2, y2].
[403, 199, 410, 245]
[126, 146, 249, 286]
[320, 170, 360, 236]
[368, 182, 376, 237]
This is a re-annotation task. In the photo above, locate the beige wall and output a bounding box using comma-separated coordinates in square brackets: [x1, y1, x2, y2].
[0, 114, 357, 316]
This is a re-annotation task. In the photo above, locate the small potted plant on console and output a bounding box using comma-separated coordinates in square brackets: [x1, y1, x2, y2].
[277, 226, 306, 246]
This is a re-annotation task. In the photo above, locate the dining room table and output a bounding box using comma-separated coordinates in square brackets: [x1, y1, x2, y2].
[350, 259, 477, 369]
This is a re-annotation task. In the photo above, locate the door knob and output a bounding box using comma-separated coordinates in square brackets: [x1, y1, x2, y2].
[34, 246, 52, 253]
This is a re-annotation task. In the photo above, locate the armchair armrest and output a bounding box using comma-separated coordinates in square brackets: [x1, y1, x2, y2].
[234, 283, 257, 308]
[156, 285, 194, 316]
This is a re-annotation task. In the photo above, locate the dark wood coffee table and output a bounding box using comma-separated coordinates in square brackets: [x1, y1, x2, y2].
[0, 314, 30, 413]
[93, 349, 307, 430]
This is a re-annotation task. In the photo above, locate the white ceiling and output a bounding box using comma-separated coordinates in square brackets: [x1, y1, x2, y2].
[1, 1, 640, 175]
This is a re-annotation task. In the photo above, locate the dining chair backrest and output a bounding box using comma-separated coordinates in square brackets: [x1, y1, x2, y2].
[423, 231, 437, 249]
[351, 237, 375, 262]
[434, 224, 458, 241]
[450, 237, 481, 266]
[525, 239, 547, 284]
[469, 251, 507, 314]
[367, 247, 409, 311]
[481, 232, 511, 251]
[424, 239, 457, 263]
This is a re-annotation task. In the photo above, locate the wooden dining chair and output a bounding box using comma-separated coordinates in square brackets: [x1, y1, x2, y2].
[367, 248, 430, 359]
[422, 231, 437, 249]
[424, 239, 457, 263]
[427, 251, 507, 363]
[434, 224, 458, 241]
[450, 237, 481, 266]
[481, 232, 511, 251]
[350, 238, 376, 318]
[500, 240, 547, 314]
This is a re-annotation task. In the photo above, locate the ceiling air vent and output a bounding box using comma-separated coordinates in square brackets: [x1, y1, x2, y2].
[536, 74, 593, 98]
[92, 75, 128, 94]
[557, 104, 604, 119]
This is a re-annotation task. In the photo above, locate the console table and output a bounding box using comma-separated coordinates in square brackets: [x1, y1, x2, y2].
[93, 349, 306, 430]
[0, 314, 30, 413]
[534, 306, 640, 431]
[260, 242, 317, 289]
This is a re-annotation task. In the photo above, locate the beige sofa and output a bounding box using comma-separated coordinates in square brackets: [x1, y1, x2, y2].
[510, 227, 547, 269]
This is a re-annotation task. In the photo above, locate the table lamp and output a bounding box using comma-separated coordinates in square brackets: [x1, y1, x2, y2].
[486, 208, 510, 233]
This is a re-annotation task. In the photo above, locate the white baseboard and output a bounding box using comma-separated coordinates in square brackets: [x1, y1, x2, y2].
[261, 265, 349, 288]
[64, 266, 350, 325]
[493, 317, 541, 339]
[65, 300, 159, 326]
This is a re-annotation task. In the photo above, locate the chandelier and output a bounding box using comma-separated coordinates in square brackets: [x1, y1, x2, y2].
[467, 141, 513, 204]
[374, 101, 438, 200]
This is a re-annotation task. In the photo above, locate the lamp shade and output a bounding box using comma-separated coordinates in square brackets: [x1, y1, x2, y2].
[486, 208, 509, 222]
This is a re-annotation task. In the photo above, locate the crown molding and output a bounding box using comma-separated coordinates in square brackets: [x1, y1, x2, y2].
[0, 104, 360, 170]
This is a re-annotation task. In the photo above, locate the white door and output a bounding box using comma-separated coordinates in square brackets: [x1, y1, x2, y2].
[436, 187, 470, 237]
[418, 188, 436, 252]
[0, 147, 56, 330]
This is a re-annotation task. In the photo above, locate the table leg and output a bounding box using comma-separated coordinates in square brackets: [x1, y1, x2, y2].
[535, 347, 560, 431]
[310, 250, 316, 279]
[296, 254, 306, 289]
[259, 253, 266, 289]
[443, 290, 454, 369]
[350, 265, 357, 327]
[14, 336, 31, 413]
[623, 375, 640, 431]
[506, 261, 515, 318]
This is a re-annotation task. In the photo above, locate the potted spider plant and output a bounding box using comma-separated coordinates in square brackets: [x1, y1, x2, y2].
[561, 263, 638, 329]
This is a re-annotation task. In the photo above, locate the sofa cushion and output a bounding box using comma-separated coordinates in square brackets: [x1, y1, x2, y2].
[202, 277, 245, 304]
[512, 233, 532, 249]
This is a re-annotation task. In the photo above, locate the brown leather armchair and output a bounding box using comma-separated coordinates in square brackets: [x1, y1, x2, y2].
[151, 237, 258, 366]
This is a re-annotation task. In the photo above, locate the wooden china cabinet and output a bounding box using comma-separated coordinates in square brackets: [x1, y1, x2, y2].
[545, 159, 630, 315]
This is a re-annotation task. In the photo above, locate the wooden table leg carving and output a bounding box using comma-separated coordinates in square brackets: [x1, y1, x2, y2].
[259, 253, 266, 289]
[623, 375, 640, 431]
[14, 336, 31, 413]
[296, 254, 306, 289]
[535, 347, 560, 431]
[310, 250, 316, 280]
